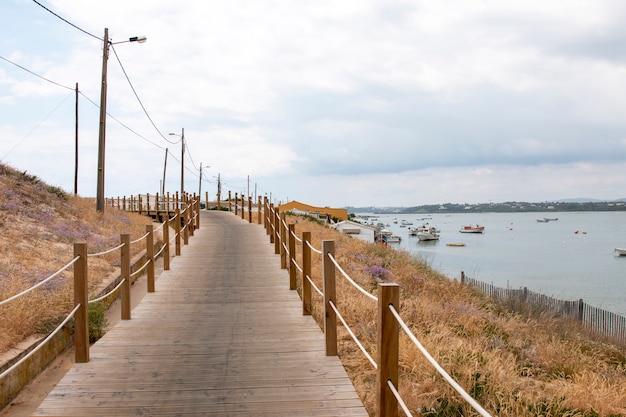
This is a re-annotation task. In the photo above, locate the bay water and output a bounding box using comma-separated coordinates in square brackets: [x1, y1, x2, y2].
[357, 211, 626, 316]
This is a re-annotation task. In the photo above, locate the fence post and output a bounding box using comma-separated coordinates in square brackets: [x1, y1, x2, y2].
[183, 206, 189, 245]
[269, 204, 275, 242]
[195, 197, 201, 230]
[146, 224, 155, 292]
[280, 212, 287, 269]
[241, 195, 246, 220]
[205, 191, 209, 210]
[248, 196, 252, 223]
[188, 199, 195, 237]
[175, 208, 181, 256]
[257, 196, 262, 225]
[235, 192, 238, 215]
[228, 191, 232, 212]
[578, 298, 584, 322]
[265, 198, 270, 234]
[121, 233, 131, 320]
[73, 243, 89, 363]
[322, 240, 337, 356]
[163, 218, 171, 270]
[302, 231, 312, 316]
[377, 283, 400, 417]
[274, 208, 281, 255]
[460, 270, 465, 284]
[288, 224, 296, 290]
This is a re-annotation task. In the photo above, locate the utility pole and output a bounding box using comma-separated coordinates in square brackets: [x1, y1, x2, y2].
[198, 162, 203, 197]
[95, 28, 109, 212]
[74, 82, 78, 196]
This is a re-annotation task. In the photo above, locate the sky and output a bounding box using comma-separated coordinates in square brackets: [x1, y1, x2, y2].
[2, 0, 626, 208]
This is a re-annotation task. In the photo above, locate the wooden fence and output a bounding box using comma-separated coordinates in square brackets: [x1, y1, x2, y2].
[461, 272, 626, 345]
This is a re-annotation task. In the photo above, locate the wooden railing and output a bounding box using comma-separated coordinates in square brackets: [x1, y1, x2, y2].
[0, 196, 200, 409]
[461, 273, 626, 345]
[261, 198, 493, 417]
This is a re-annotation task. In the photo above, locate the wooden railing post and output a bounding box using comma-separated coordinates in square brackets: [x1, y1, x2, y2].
[205, 191, 209, 210]
[163, 218, 171, 270]
[257, 196, 262, 225]
[73, 242, 89, 363]
[228, 191, 232, 212]
[241, 195, 245, 220]
[120, 234, 131, 320]
[146, 224, 155, 292]
[322, 240, 337, 356]
[195, 197, 201, 229]
[269, 203, 275, 242]
[302, 232, 312, 316]
[265, 197, 270, 234]
[248, 196, 252, 223]
[188, 199, 195, 237]
[273, 208, 280, 255]
[235, 192, 238, 215]
[175, 208, 181, 256]
[183, 206, 189, 245]
[280, 212, 287, 269]
[288, 224, 296, 290]
[377, 283, 400, 417]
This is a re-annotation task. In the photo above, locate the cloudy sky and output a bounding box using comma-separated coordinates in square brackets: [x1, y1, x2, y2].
[2, 0, 626, 207]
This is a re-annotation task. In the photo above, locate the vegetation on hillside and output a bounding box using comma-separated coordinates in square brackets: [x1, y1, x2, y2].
[0, 163, 158, 354]
[286, 213, 626, 416]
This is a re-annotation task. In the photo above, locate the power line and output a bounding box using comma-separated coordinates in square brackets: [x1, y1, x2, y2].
[0, 54, 74, 91]
[110, 45, 179, 146]
[31, 0, 101, 41]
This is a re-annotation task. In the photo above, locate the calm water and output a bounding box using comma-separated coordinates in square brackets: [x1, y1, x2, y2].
[357, 211, 626, 316]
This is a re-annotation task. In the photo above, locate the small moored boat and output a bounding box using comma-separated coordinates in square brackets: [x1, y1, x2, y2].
[615, 248, 626, 256]
[459, 225, 485, 234]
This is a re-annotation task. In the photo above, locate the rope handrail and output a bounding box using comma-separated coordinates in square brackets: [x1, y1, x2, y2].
[306, 240, 322, 255]
[89, 278, 126, 304]
[328, 300, 378, 369]
[388, 304, 493, 417]
[387, 379, 413, 417]
[154, 243, 166, 258]
[306, 275, 324, 297]
[290, 228, 302, 243]
[293, 259, 303, 274]
[131, 231, 150, 245]
[88, 243, 125, 257]
[327, 253, 378, 302]
[0, 303, 81, 380]
[0, 256, 80, 306]
[130, 259, 151, 279]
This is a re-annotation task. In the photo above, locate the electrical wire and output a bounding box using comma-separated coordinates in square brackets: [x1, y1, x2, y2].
[0, 55, 74, 91]
[31, 0, 102, 41]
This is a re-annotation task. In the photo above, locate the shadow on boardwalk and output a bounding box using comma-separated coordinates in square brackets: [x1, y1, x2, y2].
[33, 211, 368, 416]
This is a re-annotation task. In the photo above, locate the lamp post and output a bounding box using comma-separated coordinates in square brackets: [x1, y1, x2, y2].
[96, 28, 147, 212]
[168, 128, 185, 198]
[198, 163, 211, 197]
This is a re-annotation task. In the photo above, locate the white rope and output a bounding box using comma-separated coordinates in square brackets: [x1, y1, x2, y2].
[290, 228, 302, 243]
[328, 300, 377, 369]
[130, 259, 151, 279]
[0, 303, 81, 380]
[131, 231, 150, 245]
[387, 379, 413, 417]
[0, 256, 79, 306]
[388, 305, 493, 417]
[306, 275, 324, 297]
[327, 253, 378, 302]
[89, 278, 126, 304]
[293, 259, 303, 273]
[154, 243, 166, 258]
[306, 240, 322, 255]
[88, 243, 124, 257]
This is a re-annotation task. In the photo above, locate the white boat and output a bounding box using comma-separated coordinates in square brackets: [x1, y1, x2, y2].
[409, 224, 440, 236]
[417, 230, 440, 241]
[615, 248, 626, 256]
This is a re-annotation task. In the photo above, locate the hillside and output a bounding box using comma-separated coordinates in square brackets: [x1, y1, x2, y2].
[0, 163, 155, 354]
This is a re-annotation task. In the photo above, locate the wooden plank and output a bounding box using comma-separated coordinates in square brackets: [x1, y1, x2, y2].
[34, 211, 368, 417]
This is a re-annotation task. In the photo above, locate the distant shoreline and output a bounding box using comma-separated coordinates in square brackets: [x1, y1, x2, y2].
[348, 201, 626, 214]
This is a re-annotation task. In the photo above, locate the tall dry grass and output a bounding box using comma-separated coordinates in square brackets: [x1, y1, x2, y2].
[0, 163, 160, 354]
[285, 214, 625, 416]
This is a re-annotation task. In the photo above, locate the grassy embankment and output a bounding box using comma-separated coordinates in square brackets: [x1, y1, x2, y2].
[286, 213, 625, 416]
[0, 164, 158, 355]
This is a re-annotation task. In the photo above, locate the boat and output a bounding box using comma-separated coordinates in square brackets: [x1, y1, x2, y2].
[537, 217, 559, 223]
[459, 225, 485, 234]
[615, 248, 626, 256]
[417, 230, 440, 241]
[409, 224, 440, 236]
[446, 243, 466, 247]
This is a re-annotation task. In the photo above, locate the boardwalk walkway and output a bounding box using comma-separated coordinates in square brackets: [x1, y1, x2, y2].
[34, 211, 368, 416]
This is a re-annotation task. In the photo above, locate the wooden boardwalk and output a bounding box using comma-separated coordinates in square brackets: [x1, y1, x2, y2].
[34, 211, 368, 416]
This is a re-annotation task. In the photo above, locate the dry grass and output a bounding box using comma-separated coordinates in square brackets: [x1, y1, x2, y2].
[0, 163, 160, 354]
[285, 213, 626, 417]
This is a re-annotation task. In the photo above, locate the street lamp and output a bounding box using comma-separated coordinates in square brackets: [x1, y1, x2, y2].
[198, 163, 211, 197]
[168, 128, 185, 198]
[96, 28, 147, 212]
